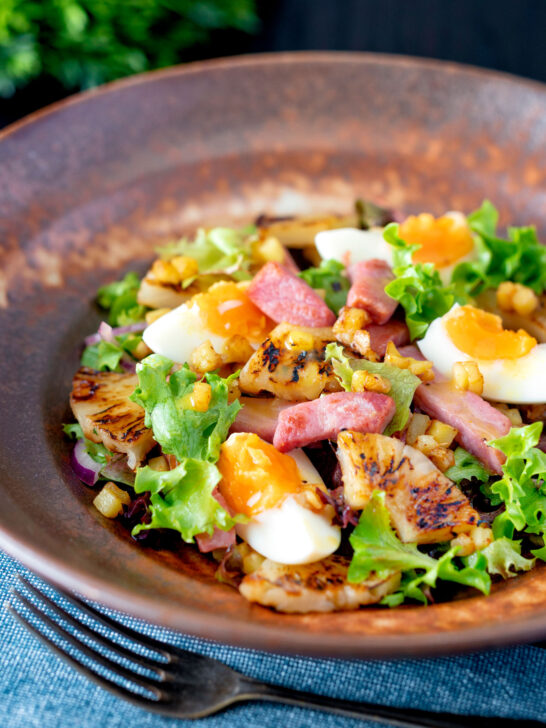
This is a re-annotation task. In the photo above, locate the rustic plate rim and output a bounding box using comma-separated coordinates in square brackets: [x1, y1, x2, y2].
[2, 51, 546, 658]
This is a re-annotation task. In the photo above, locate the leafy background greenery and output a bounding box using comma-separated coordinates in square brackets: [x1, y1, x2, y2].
[0, 0, 259, 97]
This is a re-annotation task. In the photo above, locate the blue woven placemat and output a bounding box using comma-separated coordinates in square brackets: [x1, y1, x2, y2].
[1, 548, 545, 728]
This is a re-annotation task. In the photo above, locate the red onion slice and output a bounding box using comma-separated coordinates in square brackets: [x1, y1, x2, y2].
[84, 320, 146, 347]
[70, 439, 102, 486]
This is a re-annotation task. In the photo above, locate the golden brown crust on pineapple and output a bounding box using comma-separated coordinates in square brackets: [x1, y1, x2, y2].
[239, 555, 400, 613]
[239, 323, 339, 400]
[336, 431, 479, 544]
[70, 368, 155, 469]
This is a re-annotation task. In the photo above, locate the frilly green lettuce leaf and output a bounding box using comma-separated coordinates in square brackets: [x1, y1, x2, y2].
[130, 354, 241, 463]
[486, 423, 546, 558]
[383, 223, 458, 340]
[132, 459, 241, 542]
[97, 272, 147, 326]
[81, 332, 142, 372]
[348, 491, 491, 605]
[299, 259, 350, 314]
[477, 537, 535, 579]
[445, 447, 490, 485]
[157, 227, 253, 283]
[452, 200, 546, 296]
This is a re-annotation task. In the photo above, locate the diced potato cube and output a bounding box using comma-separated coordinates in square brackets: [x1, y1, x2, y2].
[497, 281, 538, 316]
[333, 306, 370, 338]
[170, 255, 199, 280]
[253, 236, 286, 264]
[151, 259, 181, 285]
[406, 413, 431, 445]
[190, 341, 223, 374]
[242, 551, 266, 574]
[426, 420, 458, 447]
[384, 342, 434, 381]
[493, 403, 523, 426]
[93, 482, 131, 519]
[351, 369, 391, 394]
[414, 435, 455, 472]
[452, 361, 483, 394]
[451, 525, 493, 556]
[133, 340, 153, 360]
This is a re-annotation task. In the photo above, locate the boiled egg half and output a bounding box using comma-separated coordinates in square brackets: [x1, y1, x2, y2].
[315, 212, 477, 283]
[217, 432, 341, 564]
[143, 281, 272, 363]
[418, 303, 546, 403]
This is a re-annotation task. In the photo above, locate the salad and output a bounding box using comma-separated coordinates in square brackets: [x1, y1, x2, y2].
[64, 199, 546, 613]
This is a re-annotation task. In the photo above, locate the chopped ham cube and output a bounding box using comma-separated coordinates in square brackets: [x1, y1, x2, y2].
[347, 259, 398, 324]
[273, 391, 395, 452]
[195, 528, 235, 553]
[195, 491, 236, 553]
[247, 262, 335, 327]
[367, 320, 410, 357]
[400, 345, 511, 474]
[280, 247, 301, 275]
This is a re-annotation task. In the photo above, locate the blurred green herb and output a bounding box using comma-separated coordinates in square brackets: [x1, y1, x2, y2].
[0, 0, 259, 97]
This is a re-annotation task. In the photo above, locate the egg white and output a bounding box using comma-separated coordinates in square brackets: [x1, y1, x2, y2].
[234, 446, 341, 565]
[418, 304, 546, 404]
[143, 301, 227, 363]
[314, 213, 479, 285]
[315, 227, 392, 267]
[236, 496, 341, 565]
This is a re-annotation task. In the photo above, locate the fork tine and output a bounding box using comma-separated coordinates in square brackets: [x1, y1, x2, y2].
[17, 577, 167, 673]
[10, 589, 165, 697]
[51, 584, 174, 658]
[6, 603, 161, 710]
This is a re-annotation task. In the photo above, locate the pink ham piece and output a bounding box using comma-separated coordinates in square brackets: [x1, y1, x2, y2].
[273, 391, 396, 452]
[367, 320, 410, 357]
[347, 259, 398, 324]
[195, 527, 235, 553]
[195, 491, 236, 553]
[230, 396, 294, 442]
[280, 247, 301, 276]
[247, 262, 335, 327]
[399, 345, 511, 474]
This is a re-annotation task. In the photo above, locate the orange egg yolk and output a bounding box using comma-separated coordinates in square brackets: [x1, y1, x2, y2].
[398, 213, 474, 268]
[192, 282, 271, 341]
[217, 433, 303, 517]
[445, 306, 537, 360]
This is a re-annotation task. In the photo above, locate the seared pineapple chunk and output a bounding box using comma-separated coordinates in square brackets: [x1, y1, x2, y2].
[239, 323, 339, 400]
[137, 272, 225, 310]
[239, 555, 400, 613]
[255, 213, 359, 249]
[70, 368, 155, 469]
[137, 276, 194, 310]
[336, 431, 479, 544]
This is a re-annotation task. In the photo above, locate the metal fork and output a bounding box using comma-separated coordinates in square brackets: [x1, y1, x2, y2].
[6, 576, 542, 728]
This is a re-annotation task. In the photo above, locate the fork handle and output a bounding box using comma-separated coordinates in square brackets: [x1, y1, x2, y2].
[242, 681, 542, 728]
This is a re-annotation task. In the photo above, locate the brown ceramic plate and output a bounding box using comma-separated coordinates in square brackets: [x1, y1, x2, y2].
[1, 52, 546, 658]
